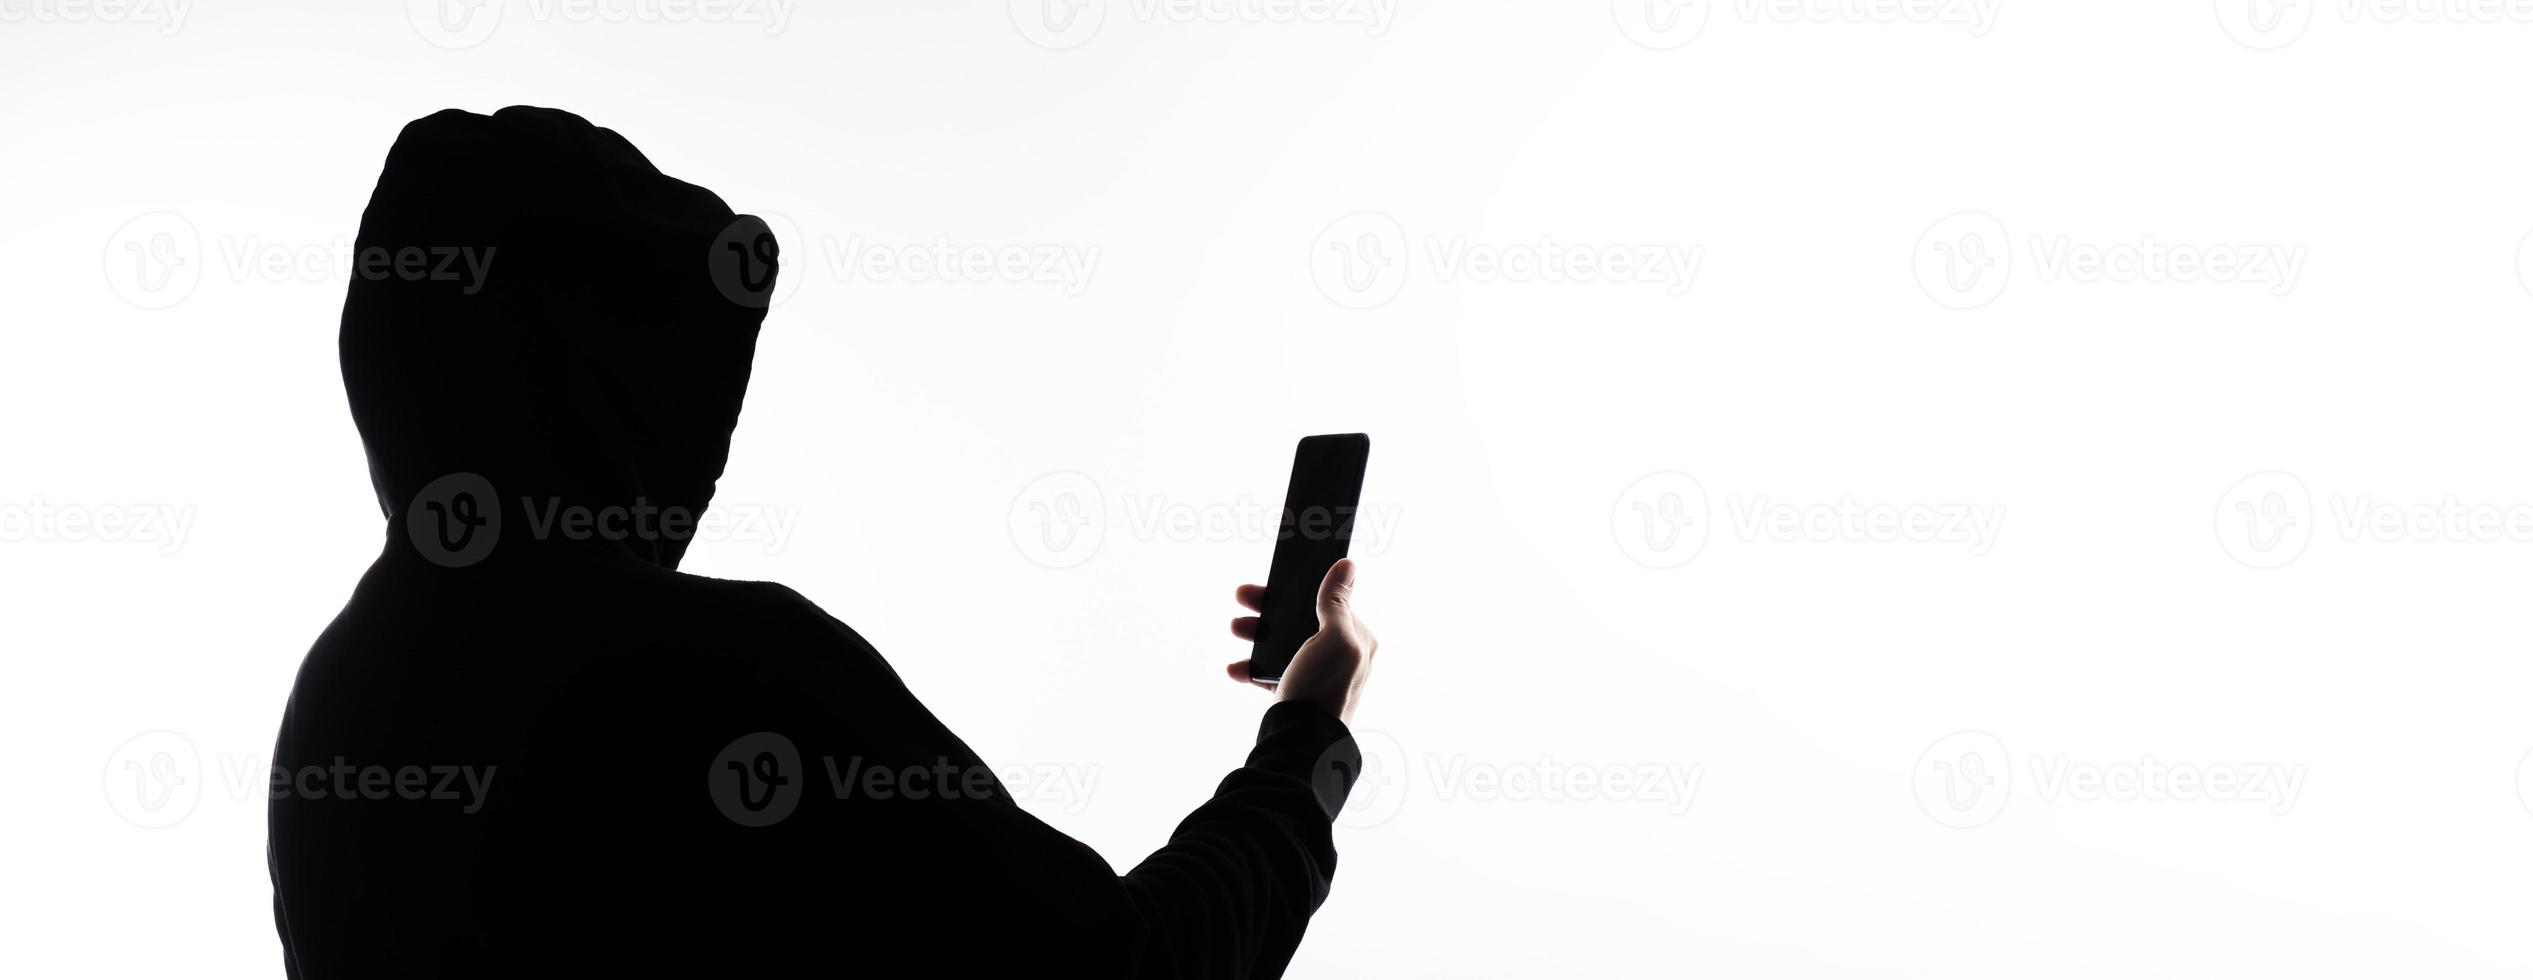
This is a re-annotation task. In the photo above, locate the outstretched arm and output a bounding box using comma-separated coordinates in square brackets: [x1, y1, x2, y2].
[701, 561, 1379, 977]
[1109, 559, 1379, 978]
[1114, 698, 1360, 979]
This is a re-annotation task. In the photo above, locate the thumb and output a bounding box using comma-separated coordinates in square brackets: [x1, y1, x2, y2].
[1314, 558, 1358, 629]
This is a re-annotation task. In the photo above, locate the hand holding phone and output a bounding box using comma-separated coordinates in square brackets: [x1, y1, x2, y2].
[1228, 559, 1376, 725]
[1226, 434, 1378, 724]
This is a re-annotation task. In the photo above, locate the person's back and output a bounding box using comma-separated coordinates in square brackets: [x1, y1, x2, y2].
[268, 106, 1373, 978]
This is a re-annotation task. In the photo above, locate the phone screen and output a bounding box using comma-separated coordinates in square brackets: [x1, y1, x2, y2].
[1249, 433, 1371, 682]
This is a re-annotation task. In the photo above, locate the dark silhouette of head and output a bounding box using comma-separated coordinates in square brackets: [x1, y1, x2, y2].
[339, 106, 778, 568]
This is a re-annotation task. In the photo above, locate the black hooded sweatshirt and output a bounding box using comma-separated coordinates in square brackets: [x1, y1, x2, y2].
[266, 106, 1361, 979]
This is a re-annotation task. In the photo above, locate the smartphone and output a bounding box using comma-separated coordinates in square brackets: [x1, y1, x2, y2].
[1249, 433, 1372, 683]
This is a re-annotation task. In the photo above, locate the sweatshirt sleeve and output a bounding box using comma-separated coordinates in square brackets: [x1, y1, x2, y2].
[1113, 700, 1363, 980]
[757, 594, 1365, 978]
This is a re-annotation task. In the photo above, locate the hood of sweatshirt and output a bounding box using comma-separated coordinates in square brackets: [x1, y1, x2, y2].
[339, 105, 777, 569]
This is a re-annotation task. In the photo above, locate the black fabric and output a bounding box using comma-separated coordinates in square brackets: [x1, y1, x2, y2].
[269, 106, 1361, 978]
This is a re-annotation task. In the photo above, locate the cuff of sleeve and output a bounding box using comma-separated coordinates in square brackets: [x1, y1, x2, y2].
[1248, 700, 1362, 822]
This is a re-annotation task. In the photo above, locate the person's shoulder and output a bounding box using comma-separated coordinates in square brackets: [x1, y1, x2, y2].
[658, 568, 812, 606]
[654, 570, 874, 657]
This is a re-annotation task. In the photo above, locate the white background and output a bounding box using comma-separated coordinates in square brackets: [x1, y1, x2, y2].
[8, 0, 2533, 975]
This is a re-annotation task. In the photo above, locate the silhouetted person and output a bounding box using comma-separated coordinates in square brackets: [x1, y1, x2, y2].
[267, 106, 1378, 978]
